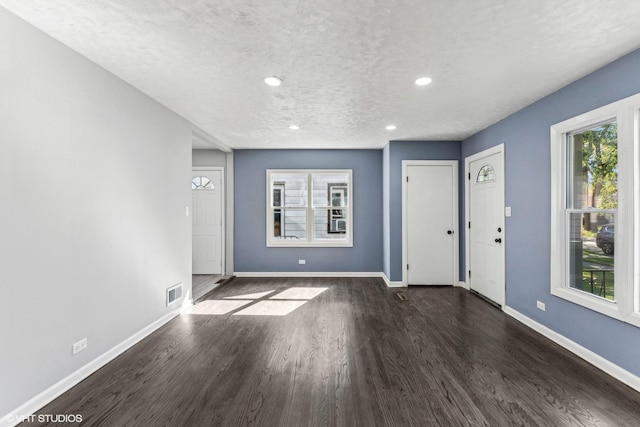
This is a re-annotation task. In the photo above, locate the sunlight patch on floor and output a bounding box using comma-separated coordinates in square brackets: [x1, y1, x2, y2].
[224, 290, 275, 300]
[269, 287, 328, 300]
[187, 287, 329, 316]
[232, 300, 307, 316]
[187, 300, 252, 315]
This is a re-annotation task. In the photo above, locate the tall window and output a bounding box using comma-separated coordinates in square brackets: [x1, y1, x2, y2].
[566, 122, 617, 301]
[550, 94, 638, 326]
[266, 170, 353, 247]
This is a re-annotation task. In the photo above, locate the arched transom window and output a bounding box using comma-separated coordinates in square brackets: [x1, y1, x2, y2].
[476, 165, 496, 183]
[192, 176, 215, 190]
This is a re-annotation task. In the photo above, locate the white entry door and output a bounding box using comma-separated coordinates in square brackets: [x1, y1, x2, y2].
[403, 161, 458, 286]
[467, 146, 505, 305]
[192, 169, 223, 274]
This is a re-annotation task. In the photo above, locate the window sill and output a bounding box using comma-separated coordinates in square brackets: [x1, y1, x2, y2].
[266, 241, 353, 248]
[551, 285, 620, 320]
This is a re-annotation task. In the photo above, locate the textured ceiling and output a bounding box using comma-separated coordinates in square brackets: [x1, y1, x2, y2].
[2, 0, 640, 149]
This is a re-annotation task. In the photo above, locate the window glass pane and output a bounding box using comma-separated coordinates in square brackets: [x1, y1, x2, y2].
[192, 176, 214, 190]
[568, 122, 617, 210]
[273, 185, 284, 207]
[312, 173, 349, 207]
[272, 208, 306, 240]
[271, 173, 307, 207]
[476, 165, 495, 182]
[273, 209, 282, 237]
[313, 208, 347, 240]
[567, 212, 615, 301]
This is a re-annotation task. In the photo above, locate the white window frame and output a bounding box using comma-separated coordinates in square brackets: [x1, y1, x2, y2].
[266, 169, 353, 247]
[550, 93, 639, 327]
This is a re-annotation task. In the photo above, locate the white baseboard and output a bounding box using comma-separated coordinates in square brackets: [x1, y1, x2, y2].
[381, 272, 406, 288]
[233, 271, 409, 288]
[386, 282, 405, 288]
[455, 281, 469, 289]
[233, 272, 470, 289]
[233, 271, 383, 278]
[503, 305, 640, 394]
[1, 305, 186, 427]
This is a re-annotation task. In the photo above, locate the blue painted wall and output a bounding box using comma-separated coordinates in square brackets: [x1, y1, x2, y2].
[462, 48, 640, 376]
[385, 141, 462, 281]
[234, 149, 383, 273]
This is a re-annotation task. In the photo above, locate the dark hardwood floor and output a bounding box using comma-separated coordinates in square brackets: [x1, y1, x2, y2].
[25, 278, 640, 426]
[192, 274, 228, 301]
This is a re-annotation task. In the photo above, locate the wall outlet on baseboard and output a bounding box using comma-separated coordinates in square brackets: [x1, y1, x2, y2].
[298, 259, 306, 265]
[536, 300, 546, 311]
[72, 338, 88, 355]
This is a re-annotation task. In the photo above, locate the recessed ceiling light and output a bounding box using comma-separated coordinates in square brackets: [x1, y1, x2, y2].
[415, 77, 432, 86]
[289, 125, 300, 130]
[386, 125, 397, 131]
[264, 76, 282, 87]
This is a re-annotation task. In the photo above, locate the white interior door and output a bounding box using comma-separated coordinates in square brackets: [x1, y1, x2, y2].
[468, 148, 505, 305]
[192, 169, 223, 274]
[404, 161, 458, 285]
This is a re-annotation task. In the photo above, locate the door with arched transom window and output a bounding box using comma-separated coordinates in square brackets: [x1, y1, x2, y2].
[467, 145, 505, 306]
[192, 169, 223, 274]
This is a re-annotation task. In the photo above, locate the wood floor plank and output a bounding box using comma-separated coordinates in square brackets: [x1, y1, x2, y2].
[23, 278, 640, 426]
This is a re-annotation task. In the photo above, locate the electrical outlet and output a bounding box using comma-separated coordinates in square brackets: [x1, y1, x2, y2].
[536, 300, 546, 311]
[298, 259, 306, 265]
[72, 338, 88, 355]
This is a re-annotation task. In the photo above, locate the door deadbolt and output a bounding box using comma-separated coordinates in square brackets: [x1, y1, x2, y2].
[494, 238, 502, 243]
[447, 230, 454, 235]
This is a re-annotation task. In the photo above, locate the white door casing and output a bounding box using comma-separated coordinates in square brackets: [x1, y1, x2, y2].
[192, 168, 224, 274]
[465, 144, 505, 306]
[402, 160, 459, 286]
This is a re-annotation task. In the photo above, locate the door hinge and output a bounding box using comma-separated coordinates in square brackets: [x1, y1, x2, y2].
[406, 176, 409, 182]
[407, 264, 410, 270]
[468, 221, 471, 229]
[468, 270, 471, 278]
[468, 172, 471, 180]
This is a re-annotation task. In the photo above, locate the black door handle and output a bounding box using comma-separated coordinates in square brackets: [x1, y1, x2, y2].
[447, 230, 453, 235]
[495, 238, 502, 243]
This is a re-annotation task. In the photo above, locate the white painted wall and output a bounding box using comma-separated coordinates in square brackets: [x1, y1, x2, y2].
[0, 8, 192, 417]
[192, 149, 227, 168]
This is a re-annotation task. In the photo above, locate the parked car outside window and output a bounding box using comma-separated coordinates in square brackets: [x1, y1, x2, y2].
[596, 224, 614, 255]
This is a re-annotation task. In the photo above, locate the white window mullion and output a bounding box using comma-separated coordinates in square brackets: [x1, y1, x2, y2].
[617, 107, 635, 317]
[635, 109, 640, 315]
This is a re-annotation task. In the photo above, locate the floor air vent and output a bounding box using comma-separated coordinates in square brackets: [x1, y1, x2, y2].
[166, 283, 183, 306]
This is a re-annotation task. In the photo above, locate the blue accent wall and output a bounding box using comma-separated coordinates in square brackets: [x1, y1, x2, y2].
[234, 149, 383, 272]
[384, 141, 462, 281]
[462, 48, 640, 376]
